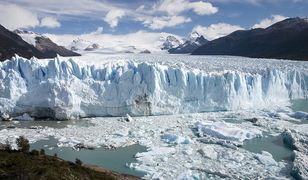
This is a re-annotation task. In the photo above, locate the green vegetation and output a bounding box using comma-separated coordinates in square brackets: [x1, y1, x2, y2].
[0, 136, 139, 180]
[75, 158, 83, 166]
[16, 136, 30, 153]
[40, 148, 45, 155]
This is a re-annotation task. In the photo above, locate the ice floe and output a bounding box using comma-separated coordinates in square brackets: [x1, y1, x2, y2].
[0, 110, 299, 179]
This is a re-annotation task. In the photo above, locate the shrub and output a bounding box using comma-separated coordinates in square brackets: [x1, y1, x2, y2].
[40, 149, 45, 155]
[75, 158, 82, 166]
[5, 140, 11, 151]
[16, 136, 30, 153]
[30, 149, 39, 156]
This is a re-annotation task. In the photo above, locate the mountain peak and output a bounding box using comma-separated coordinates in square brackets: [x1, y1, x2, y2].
[168, 33, 208, 54]
[161, 35, 181, 50]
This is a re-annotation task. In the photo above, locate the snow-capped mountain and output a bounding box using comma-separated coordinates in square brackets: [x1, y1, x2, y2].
[14, 29, 80, 57]
[161, 35, 182, 50]
[0, 25, 44, 61]
[84, 43, 100, 51]
[168, 32, 208, 54]
[69, 38, 99, 51]
[45, 32, 183, 54]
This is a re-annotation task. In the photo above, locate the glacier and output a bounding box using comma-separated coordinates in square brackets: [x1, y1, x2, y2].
[0, 54, 308, 119]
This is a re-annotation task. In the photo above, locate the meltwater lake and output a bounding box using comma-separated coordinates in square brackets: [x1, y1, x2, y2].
[1, 99, 307, 178]
[30, 137, 147, 177]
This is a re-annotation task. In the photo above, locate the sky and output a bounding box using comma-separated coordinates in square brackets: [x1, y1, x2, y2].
[0, 0, 308, 40]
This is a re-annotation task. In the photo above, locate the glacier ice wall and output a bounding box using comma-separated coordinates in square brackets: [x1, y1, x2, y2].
[0, 56, 307, 119]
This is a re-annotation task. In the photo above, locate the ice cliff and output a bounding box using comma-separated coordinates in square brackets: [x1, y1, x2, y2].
[0, 55, 307, 119]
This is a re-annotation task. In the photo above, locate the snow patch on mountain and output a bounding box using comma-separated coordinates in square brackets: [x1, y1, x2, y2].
[14, 29, 45, 46]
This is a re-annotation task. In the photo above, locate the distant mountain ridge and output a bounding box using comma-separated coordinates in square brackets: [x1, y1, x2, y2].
[0, 25, 80, 61]
[169, 32, 208, 54]
[192, 17, 308, 61]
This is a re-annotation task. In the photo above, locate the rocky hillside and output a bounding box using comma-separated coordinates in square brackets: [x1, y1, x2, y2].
[0, 25, 45, 61]
[0, 25, 80, 62]
[14, 29, 80, 58]
[192, 17, 308, 61]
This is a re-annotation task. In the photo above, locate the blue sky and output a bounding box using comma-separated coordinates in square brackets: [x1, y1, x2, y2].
[0, 0, 308, 39]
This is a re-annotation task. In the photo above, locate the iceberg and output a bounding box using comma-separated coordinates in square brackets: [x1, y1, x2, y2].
[194, 121, 262, 142]
[0, 55, 307, 119]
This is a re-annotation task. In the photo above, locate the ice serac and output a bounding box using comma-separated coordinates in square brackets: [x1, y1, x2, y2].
[0, 56, 308, 119]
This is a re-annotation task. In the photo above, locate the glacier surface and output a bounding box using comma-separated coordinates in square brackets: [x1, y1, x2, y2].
[0, 54, 307, 119]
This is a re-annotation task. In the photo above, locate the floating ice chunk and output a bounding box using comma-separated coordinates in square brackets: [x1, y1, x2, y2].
[113, 128, 129, 137]
[254, 151, 278, 166]
[183, 147, 194, 155]
[288, 111, 308, 120]
[125, 114, 133, 122]
[197, 146, 218, 159]
[13, 113, 34, 121]
[136, 146, 176, 158]
[0, 113, 11, 121]
[161, 133, 190, 144]
[176, 170, 195, 180]
[195, 121, 262, 142]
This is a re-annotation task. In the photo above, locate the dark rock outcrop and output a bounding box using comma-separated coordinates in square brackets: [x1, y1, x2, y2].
[34, 36, 80, 57]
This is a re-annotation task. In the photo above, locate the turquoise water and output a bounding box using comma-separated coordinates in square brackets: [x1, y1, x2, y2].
[288, 99, 308, 124]
[30, 137, 147, 177]
[0, 119, 146, 177]
[290, 99, 308, 113]
[242, 134, 293, 162]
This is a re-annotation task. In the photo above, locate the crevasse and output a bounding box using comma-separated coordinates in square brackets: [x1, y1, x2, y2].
[0, 56, 307, 119]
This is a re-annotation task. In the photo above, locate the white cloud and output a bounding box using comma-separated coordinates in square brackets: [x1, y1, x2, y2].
[208, 0, 262, 5]
[0, 0, 218, 30]
[134, 0, 217, 30]
[104, 9, 125, 28]
[40, 17, 61, 28]
[155, 0, 218, 16]
[0, 4, 61, 30]
[0, 4, 40, 30]
[90, 27, 104, 35]
[252, 15, 288, 29]
[192, 23, 244, 40]
[1, 0, 115, 17]
[143, 16, 191, 30]
[189, 1, 219, 15]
